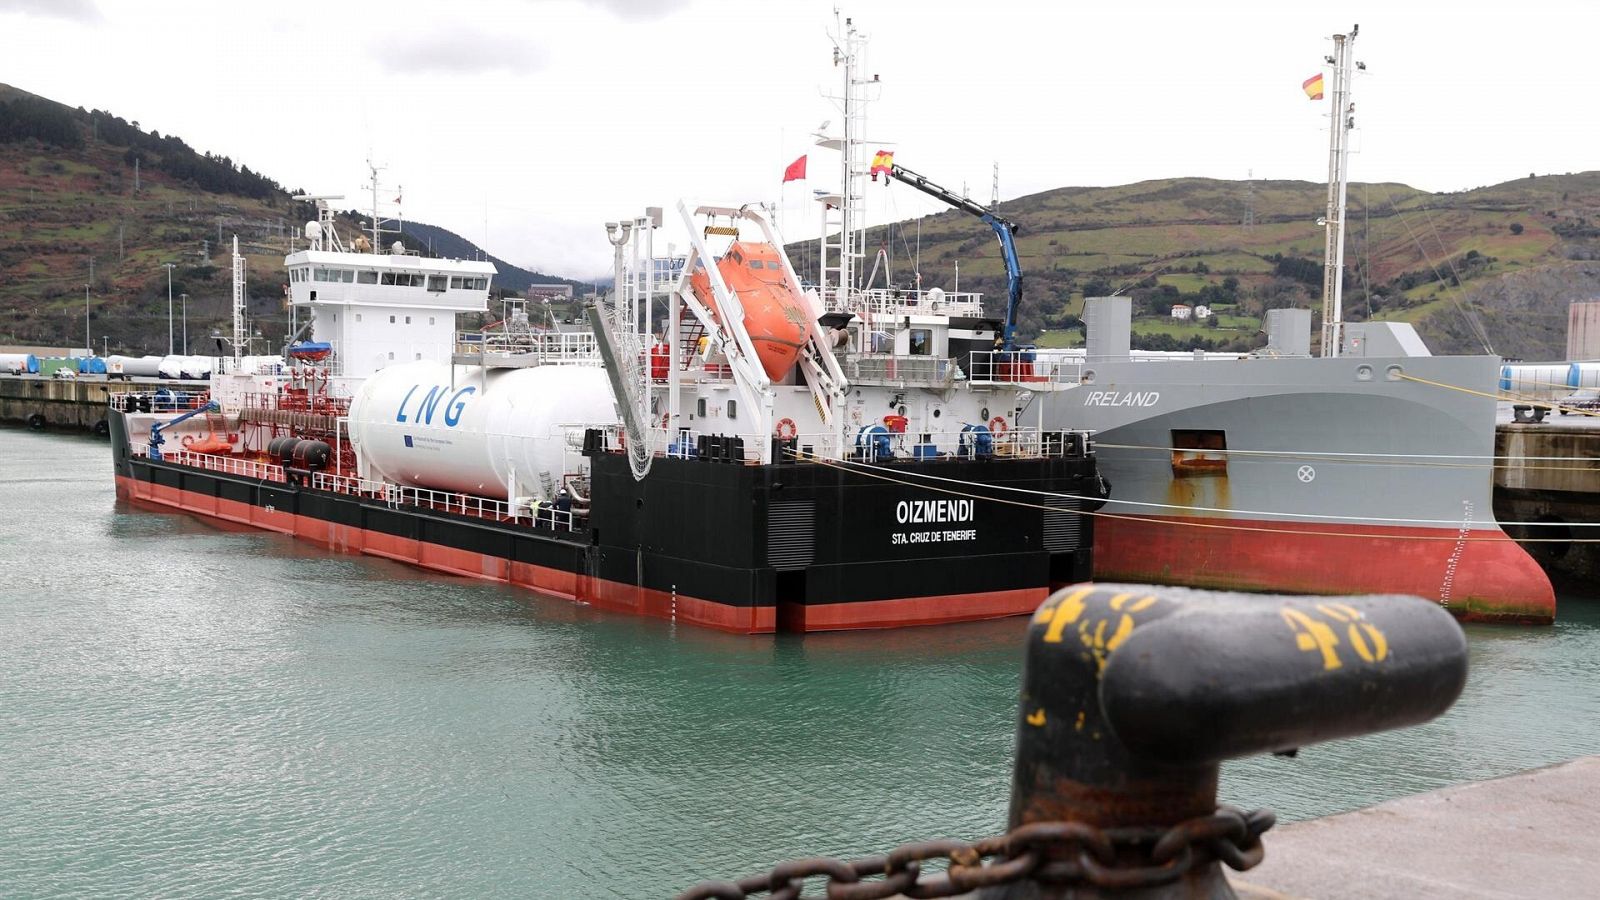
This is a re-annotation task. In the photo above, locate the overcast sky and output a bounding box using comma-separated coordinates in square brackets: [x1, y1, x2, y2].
[3, 0, 1595, 279]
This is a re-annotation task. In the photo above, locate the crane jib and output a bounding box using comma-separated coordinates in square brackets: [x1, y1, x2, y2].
[887, 163, 1025, 349]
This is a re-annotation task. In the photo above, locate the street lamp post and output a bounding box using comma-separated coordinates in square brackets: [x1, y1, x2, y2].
[163, 263, 176, 355]
[84, 283, 90, 353]
[181, 293, 188, 352]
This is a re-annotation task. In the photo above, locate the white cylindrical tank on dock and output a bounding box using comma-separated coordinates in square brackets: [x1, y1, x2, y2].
[107, 355, 163, 377]
[348, 361, 619, 500]
[237, 355, 285, 375]
[180, 356, 216, 379]
[0, 353, 39, 374]
[1498, 364, 1571, 398]
[1567, 362, 1600, 389]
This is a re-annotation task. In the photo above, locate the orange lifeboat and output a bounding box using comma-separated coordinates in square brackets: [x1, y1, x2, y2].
[688, 241, 811, 382]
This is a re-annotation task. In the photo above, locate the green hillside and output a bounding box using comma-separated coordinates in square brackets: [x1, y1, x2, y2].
[0, 84, 581, 356]
[7, 77, 1598, 359]
[805, 172, 1600, 357]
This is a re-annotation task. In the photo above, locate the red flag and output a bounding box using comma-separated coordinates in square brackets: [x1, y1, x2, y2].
[782, 155, 807, 182]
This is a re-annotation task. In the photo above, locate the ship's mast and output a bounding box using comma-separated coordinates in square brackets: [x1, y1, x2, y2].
[230, 235, 246, 364]
[818, 13, 873, 305]
[363, 160, 402, 253]
[1319, 24, 1360, 358]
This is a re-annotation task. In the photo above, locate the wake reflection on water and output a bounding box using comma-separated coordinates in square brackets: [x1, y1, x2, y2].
[1, 428, 1596, 898]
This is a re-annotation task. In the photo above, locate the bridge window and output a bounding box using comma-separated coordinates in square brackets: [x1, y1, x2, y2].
[427, 274, 448, 292]
[357, 270, 379, 284]
[909, 329, 931, 356]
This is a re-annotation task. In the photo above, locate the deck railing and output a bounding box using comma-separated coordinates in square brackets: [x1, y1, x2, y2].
[109, 391, 212, 413]
[967, 351, 1082, 386]
[821, 286, 987, 319]
[126, 442, 578, 531]
[454, 330, 600, 364]
[587, 423, 1092, 465]
[161, 448, 286, 481]
[842, 354, 958, 388]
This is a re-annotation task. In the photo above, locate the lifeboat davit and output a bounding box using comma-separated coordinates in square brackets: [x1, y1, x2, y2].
[689, 241, 810, 382]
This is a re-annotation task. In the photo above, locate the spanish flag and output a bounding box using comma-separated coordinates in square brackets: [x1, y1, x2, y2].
[870, 149, 895, 179]
[1303, 73, 1325, 100]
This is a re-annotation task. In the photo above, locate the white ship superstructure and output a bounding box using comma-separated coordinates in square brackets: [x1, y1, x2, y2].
[285, 190, 492, 388]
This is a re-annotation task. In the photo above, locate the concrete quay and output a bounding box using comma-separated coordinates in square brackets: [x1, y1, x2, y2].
[1235, 755, 1600, 899]
[1495, 407, 1600, 583]
[0, 373, 188, 434]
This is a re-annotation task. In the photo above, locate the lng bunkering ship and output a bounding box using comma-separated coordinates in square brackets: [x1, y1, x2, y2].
[108, 186, 1101, 633]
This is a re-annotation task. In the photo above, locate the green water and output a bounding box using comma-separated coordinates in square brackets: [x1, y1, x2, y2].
[2, 428, 1597, 898]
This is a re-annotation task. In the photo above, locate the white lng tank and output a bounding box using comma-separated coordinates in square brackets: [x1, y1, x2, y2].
[348, 361, 618, 501]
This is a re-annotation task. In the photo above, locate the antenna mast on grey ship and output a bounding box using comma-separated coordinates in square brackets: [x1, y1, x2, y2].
[1319, 25, 1362, 357]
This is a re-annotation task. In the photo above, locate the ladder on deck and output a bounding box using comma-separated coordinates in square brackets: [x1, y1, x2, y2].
[676, 307, 707, 370]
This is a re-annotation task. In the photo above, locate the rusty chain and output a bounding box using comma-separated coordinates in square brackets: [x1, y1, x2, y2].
[676, 805, 1274, 900]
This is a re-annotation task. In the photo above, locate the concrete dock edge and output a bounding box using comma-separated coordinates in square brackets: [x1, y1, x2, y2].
[1232, 755, 1600, 899]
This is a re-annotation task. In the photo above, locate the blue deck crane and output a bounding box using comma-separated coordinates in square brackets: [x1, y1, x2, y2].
[148, 398, 219, 461]
[876, 162, 1024, 351]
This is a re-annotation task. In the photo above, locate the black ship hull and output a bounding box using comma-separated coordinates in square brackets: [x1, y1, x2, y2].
[111, 411, 1097, 632]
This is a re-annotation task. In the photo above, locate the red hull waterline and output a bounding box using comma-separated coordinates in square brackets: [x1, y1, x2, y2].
[115, 476, 1044, 634]
[1089, 514, 1556, 624]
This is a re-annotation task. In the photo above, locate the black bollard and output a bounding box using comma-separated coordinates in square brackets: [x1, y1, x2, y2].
[674, 583, 1468, 900]
[991, 583, 1468, 899]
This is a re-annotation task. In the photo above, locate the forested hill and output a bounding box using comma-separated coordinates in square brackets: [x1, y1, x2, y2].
[387, 219, 586, 295]
[0, 83, 581, 355]
[807, 172, 1600, 359]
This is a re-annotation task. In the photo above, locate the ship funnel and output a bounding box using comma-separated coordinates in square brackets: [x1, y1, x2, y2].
[1264, 308, 1313, 357]
[1085, 296, 1131, 363]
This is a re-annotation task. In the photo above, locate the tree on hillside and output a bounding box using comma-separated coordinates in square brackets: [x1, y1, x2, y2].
[0, 98, 83, 148]
[1080, 277, 1115, 298]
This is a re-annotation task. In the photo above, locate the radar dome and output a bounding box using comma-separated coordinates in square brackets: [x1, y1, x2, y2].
[303, 221, 322, 240]
[390, 241, 405, 254]
[927, 287, 946, 305]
